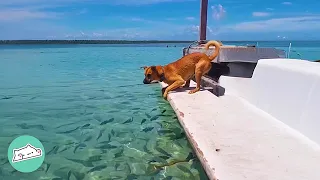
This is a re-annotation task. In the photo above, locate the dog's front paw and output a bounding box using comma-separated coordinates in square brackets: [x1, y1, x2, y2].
[161, 86, 168, 95]
[163, 93, 168, 100]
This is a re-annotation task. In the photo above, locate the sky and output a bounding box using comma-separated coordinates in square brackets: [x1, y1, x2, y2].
[0, 0, 320, 40]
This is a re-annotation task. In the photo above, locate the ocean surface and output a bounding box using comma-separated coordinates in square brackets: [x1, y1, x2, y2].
[0, 41, 319, 180]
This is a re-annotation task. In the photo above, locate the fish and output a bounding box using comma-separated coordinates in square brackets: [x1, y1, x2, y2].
[87, 155, 102, 162]
[58, 127, 80, 134]
[108, 110, 118, 113]
[159, 114, 171, 117]
[141, 119, 147, 125]
[111, 129, 115, 136]
[65, 158, 94, 167]
[155, 122, 163, 128]
[11, 169, 18, 174]
[190, 158, 200, 169]
[73, 143, 86, 153]
[157, 129, 173, 135]
[127, 174, 139, 180]
[97, 140, 111, 145]
[131, 107, 140, 110]
[186, 152, 196, 161]
[64, 140, 75, 146]
[47, 145, 59, 155]
[162, 176, 173, 180]
[115, 162, 120, 170]
[16, 123, 45, 130]
[145, 112, 151, 118]
[100, 118, 114, 125]
[145, 164, 162, 176]
[67, 170, 72, 180]
[122, 117, 133, 124]
[120, 101, 130, 105]
[142, 127, 154, 132]
[151, 108, 157, 112]
[55, 121, 79, 129]
[52, 178, 64, 180]
[143, 144, 152, 154]
[174, 132, 186, 140]
[58, 146, 69, 153]
[108, 133, 112, 141]
[81, 123, 90, 128]
[114, 147, 124, 158]
[87, 165, 107, 173]
[96, 143, 118, 149]
[96, 129, 105, 141]
[133, 111, 139, 114]
[30, 96, 37, 100]
[159, 155, 170, 160]
[176, 165, 195, 178]
[44, 163, 51, 173]
[172, 127, 183, 134]
[155, 147, 172, 157]
[161, 109, 166, 114]
[148, 156, 167, 164]
[150, 115, 160, 121]
[80, 131, 89, 137]
[83, 135, 93, 142]
[1, 96, 12, 100]
[1, 159, 9, 165]
[72, 171, 86, 180]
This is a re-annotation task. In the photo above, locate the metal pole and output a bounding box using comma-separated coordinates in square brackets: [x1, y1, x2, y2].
[199, 0, 208, 44]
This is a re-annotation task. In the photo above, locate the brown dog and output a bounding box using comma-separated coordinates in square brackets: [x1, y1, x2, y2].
[142, 40, 221, 100]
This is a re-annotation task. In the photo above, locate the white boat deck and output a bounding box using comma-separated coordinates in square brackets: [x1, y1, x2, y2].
[159, 58, 320, 180]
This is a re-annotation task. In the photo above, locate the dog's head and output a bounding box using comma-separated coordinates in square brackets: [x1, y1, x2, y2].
[141, 65, 165, 84]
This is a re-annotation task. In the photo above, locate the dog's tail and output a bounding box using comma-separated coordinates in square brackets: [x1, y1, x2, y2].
[204, 40, 221, 61]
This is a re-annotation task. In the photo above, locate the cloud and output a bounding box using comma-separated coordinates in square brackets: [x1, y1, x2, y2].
[211, 4, 226, 20]
[0, 0, 195, 6]
[0, 20, 68, 40]
[282, 2, 292, 5]
[166, 18, 176, 21]
[129, 17, 146, 22]
[0, 8, 59, 21]
[110, 0, 196, 5]
[185, 17, 195, 21]
[77, 8, 87, 15]
[252, 12, 271, 17]
[226, 16, 320, 32]
[266, 8, 274, 11]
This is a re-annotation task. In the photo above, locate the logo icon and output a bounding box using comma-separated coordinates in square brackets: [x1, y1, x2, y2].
[8, 135, 45, 173]
[12, 143, 43, 163]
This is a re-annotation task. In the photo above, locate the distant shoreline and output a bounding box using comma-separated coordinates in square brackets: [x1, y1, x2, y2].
[0, 40, 319, 45]
[0, 40, 193, 45]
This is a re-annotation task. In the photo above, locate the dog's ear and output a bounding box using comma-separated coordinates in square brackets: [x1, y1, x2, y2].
[155, 66, 165, 82]
[140, 66, 148, 70]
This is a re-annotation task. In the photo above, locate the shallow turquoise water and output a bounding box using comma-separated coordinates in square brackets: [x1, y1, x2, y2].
[1, 41, 320, 180]
[0, 45, 207, 180]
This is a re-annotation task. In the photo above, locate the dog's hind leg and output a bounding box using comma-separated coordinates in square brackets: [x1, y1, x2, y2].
[163, 78, 185, 100]
[183, 79, 191, 88]
[189, 61, 212, 94]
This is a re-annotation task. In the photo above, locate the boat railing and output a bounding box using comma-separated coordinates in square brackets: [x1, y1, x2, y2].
[183, 41, 287, 63]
